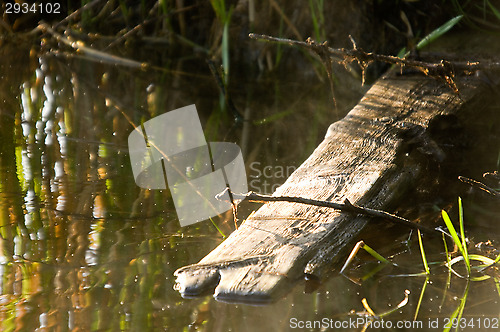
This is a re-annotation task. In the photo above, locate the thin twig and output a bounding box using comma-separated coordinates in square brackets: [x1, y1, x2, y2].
[249, 33, 500, 72]
[249, 33, 500, 95]
[219, 189, 451, 238]
[459, 176, 500, 198]
[39, 23, 149, 70]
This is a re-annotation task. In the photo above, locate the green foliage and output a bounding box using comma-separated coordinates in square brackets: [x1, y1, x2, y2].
[308, 0, 326, 41]
[441, 197, 470, 276]
[416, 15, 463, 50]
[362, 242, 390, 265]
[398, 15, 463, 58]
[342, 198, 499, 326]
[450, 0, 500, 29]
[443, 282, 470, 332]
[211, 0, 234, 78]
[486, 0, 500, 21]
[417, 229, 430, 274]
[209, 217, 226, 238]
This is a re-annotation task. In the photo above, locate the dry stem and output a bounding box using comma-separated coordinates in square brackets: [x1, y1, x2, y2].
[249, 33, 500, 96]
[219, 189, 451, 238]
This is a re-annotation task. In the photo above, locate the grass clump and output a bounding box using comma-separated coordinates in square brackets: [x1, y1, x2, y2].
[441, 197, 471, 276]
[342, 197, 499, 330]
[441, 197, 499, 281]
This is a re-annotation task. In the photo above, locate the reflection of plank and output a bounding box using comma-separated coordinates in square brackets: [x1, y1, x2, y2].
[174, 71, 498, 304]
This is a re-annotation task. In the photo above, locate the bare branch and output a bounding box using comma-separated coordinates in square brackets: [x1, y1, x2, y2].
[459, 176, 500, 198]
[249, 33, 500, 95]
[219, 189, 450, 238]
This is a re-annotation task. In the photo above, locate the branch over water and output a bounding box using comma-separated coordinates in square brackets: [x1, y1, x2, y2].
[219, 189, 451, 238]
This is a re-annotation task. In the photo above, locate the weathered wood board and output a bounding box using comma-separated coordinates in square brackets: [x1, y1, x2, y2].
[174, 70, 498, 304]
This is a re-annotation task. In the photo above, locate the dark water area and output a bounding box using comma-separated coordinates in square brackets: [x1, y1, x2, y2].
[0, 21, 499, 332]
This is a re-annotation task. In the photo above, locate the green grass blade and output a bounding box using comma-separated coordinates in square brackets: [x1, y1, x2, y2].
[253, 108, 295, 125]
[414, 277, 429, 321]
[443, 281, 470, 332]
[396, 46, 407, 59]
[440, 232, 452, 311]
[487, 0, 500, 21]
[308, 0, 319, 40]
[418, 229, 430, 274]
[362, 243, 390, 264]
[497, 149, 500, 169]
[222, 22, 230, 77]
[442, 232, 451, 265]
[495, 277, 500, 298]
[209, 217, 226, 238]
[493, 252, 500, 264]
[458, 197, 470, 273]
[441, 210, 465, 255]
[308, 0, 325, 41]
[416, 15, 463, 50]
[360, 263, 388, 281]
[442, 209, 471, 276]
[397, 15, 463, 59]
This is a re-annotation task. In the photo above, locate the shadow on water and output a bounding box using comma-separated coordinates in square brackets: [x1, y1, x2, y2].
[1, 10, 500, 332]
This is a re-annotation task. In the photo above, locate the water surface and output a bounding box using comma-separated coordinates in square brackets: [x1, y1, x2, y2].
[0, 38, 498, 332]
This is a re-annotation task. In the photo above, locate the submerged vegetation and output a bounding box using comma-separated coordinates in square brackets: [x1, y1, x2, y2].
[0, 0, 499, 331]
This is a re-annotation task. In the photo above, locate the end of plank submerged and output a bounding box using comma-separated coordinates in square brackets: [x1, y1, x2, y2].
[175, 259, 298, 304]
[174, 268, 220, 298]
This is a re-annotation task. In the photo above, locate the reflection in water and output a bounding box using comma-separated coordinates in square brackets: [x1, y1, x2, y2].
[0, 38, 499, 331]
[0, 41, 336, 330]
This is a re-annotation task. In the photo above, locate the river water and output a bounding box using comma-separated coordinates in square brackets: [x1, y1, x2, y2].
[0, 34, 498, 331]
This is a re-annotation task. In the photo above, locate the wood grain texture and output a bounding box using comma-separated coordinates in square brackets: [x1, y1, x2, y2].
[174, 71, 496, 304]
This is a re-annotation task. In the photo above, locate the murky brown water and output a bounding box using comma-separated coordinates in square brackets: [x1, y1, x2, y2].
[0, 32, 499, 332]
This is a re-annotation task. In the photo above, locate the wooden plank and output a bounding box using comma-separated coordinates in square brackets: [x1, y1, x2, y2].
[174, 71, 497, 304]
